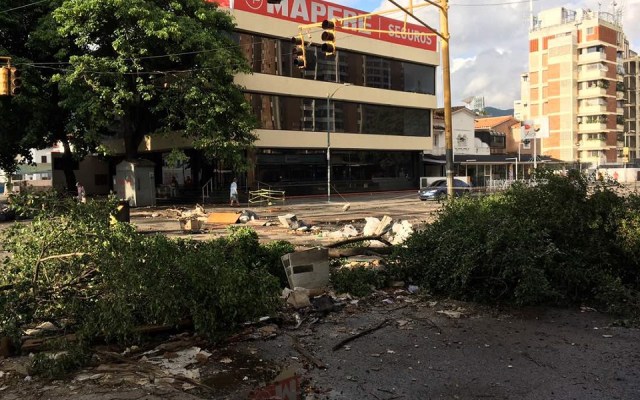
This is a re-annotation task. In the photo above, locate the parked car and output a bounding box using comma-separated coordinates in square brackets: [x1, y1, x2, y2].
[418, 178, 470, 200]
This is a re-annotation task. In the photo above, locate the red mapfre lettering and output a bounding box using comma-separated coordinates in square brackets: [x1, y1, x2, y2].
[210, 0, 437, 51]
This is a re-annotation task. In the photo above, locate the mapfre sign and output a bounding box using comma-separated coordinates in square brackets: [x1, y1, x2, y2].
[213, 0, 437, 51]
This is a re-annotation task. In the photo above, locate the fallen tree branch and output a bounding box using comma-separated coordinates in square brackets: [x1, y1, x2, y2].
[328, 247, 393, 258]
[39, 252, 88, 263]
[326, 235, 392, 248]
[332, 319, 390, 351]
[0, 283, 14, 292]
[289, 335, 326, 369]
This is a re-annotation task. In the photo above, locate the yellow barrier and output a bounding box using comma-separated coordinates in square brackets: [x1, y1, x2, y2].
[249, 189, 286, 206]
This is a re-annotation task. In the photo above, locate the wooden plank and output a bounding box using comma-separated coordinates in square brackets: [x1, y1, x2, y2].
[206, 212, 240, 224]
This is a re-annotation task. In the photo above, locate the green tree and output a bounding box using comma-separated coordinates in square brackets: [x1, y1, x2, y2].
[1, 0, 90, 191]
[52, 0, 257, 168]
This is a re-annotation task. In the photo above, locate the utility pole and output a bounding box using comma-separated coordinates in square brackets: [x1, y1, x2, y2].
[440, 0, 454, 198]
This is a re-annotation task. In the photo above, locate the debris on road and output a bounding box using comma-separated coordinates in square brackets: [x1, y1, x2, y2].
[332, 319, 391, 351]
[281, 248, 330, 290]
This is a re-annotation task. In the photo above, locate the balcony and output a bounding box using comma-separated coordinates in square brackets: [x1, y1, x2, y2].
[579, 139, 607, 150]
[617, 107, 624, 114]
[578, 105, 608, 114]
[578, 52, 607, 64]
[578, 122, 608, 132]
[579, 87, 607, 98]
[616, 91, 625, 100]
[579, 70, 608, 81]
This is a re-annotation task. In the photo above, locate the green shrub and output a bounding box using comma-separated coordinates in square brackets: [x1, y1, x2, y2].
[259, 240, 296, 288]
[391, 170, 640, 315]
[331, 266, 386, 297]
[28, 341, 92, 379]
[0, 195, 283, 345]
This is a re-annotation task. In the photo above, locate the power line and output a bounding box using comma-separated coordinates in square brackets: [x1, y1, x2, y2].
[0, 0, 49, 14]
[451, 0, 540, 6]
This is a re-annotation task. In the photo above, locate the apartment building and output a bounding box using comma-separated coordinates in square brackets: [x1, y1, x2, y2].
[517, 6, 630, 168]
[624, 53, 639, 164]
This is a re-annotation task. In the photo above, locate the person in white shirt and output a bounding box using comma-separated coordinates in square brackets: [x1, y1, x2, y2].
[229, 178, 239, 206]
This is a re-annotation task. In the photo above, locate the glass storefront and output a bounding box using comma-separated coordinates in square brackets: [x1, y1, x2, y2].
[235, 32, 436, 95]
[246, 93, 431, 137]
[255, 149, 419, 195]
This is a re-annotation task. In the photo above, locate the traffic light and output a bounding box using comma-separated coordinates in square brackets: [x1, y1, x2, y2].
[0, 67, 9, 96]
[321, 19, 336, 56]
[9, 67, 21, 95]
[291, 35, 306, 69]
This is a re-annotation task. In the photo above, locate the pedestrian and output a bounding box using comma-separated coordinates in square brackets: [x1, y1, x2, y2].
[76, 182, 86, 203]
[170, 176, 178, 197]
[230, 178, 239, 206]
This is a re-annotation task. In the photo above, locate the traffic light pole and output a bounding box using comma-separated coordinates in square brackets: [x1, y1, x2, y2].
[296, 0, 452, 196]
[385, 0, 452, 197]
[439, 1, 454, 198]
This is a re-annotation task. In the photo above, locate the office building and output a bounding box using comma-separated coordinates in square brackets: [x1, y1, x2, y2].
[194, 0, 439, 195]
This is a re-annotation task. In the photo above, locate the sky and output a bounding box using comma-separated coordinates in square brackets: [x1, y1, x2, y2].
[338, 0, 640, 110]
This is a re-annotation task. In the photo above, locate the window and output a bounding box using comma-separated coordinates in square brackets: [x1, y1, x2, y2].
[586, 27, 594, 35]
[41, 155, 47, 163]
[235, 32, 436, 95]
[246, 93, 431, 137]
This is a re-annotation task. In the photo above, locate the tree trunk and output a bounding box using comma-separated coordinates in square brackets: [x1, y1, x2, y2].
[60, 139, 76, 193]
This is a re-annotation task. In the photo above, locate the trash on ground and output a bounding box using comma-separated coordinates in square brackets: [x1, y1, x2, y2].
[327, 224, 358, 239]
[238, 210, 259, 223]
[249, 367, 299, 400]
[283, 287, 312, 309]
[281, 248, 330, 290]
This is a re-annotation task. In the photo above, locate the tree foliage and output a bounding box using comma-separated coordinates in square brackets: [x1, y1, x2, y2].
[0, 194, 284, 345]
[391, 170, 640, 315]
[52, 0, 257, 166]
[1, 0, 257, 178]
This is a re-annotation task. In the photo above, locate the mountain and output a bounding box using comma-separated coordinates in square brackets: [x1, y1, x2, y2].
[483, 107, 514, 117]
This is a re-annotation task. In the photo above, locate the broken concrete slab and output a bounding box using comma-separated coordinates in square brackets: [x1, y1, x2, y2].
[180, 218, 203, 233]
[362, 217, 381, 236]
[278, 214, 300, 229]
[373, 215, 394, 236]
[388, 220, 414, 245]
[327, 224, 358, 239]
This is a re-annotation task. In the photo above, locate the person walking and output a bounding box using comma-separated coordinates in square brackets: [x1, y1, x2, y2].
[76, 182, 86, 203]
[229, 178, 239, 206]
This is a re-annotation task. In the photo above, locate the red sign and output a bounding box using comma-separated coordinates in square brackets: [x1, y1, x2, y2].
[212, 0, 437, 51]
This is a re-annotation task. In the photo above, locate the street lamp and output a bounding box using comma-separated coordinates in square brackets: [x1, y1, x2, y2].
[327, 83, 350, 203]
[506, 157, 518, 181]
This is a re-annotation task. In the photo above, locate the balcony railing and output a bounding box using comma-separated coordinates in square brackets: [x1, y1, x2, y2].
[579, 87, 607, 98]
[578, 123, 608, 132]
[578, 52, 607, 64]
[579, 139, 608, 150]
[578, 105, 608, 114]
[579, 70, 608, 81]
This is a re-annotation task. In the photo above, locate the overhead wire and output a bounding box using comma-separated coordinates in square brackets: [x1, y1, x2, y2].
[0, 0, 49, 14]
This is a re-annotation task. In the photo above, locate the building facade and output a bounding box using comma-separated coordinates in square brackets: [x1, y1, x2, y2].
[624, 53, 639, 164]
[222, 0, 438, 195]
[517, 6, 630, 168]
